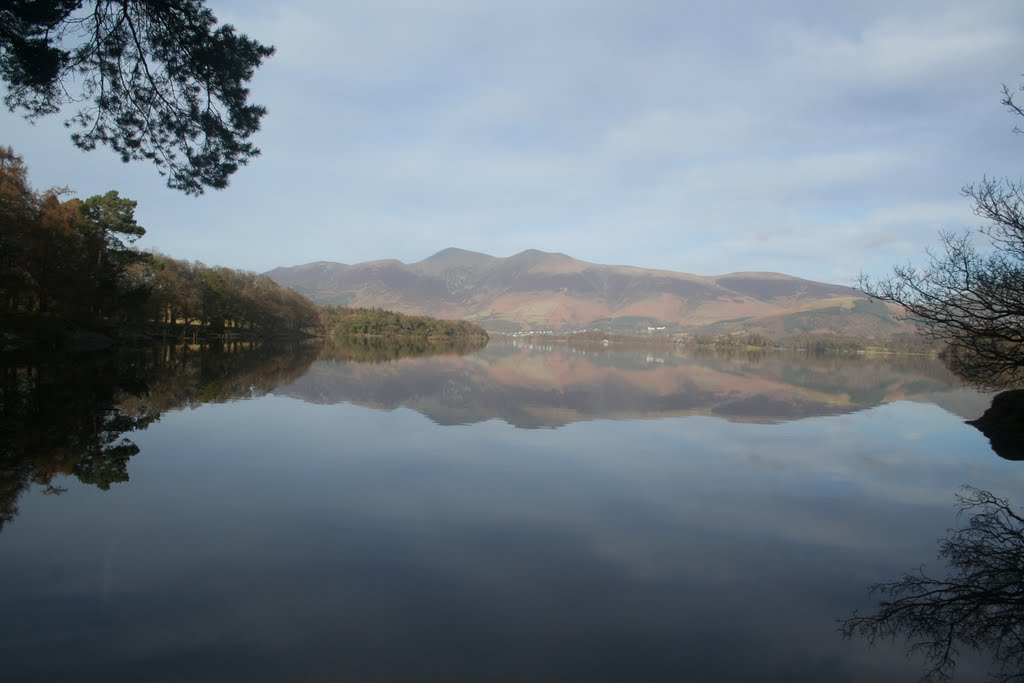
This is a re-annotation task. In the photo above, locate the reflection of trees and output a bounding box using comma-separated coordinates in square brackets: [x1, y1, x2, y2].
[969, 390, 1024, 461]
[0, 358, 155, 530]
[840, 487, 1024, 681]
[0, 343, 319, 532]
[319, 336, 487, 364]
[0, 338, 479, 530]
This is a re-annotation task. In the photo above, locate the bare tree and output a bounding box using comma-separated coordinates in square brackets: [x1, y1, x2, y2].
[839, 487, 1024, 682]
[861, 86, 1024, 388]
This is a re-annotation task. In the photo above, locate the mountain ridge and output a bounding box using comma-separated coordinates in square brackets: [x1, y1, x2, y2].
[265, 248, 911, 337]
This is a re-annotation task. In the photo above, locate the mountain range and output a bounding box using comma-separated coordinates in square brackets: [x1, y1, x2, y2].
[266, 248, 910, 337]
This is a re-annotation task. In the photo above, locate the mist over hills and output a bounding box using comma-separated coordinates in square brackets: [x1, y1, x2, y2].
[266, 248, 910, 337]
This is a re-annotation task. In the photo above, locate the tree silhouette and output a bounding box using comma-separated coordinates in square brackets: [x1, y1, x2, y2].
[861, 85, 1024, 388]
[0, 1, 274, 193]
[840, 487, 1024, 681]
[0, 342, 321, 532]
[968, 389, 1024, 461]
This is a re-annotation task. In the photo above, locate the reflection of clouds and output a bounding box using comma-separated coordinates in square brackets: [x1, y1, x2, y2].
[745, 451, 786, 471]
[204, 399, 1021, 569]
[6, 389, 1017, 681]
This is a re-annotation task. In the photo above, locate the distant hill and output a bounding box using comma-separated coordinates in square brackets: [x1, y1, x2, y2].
[265, 248, 913, 337]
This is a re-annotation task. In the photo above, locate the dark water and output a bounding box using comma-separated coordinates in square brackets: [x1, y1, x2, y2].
[1, 341, 1020, 682]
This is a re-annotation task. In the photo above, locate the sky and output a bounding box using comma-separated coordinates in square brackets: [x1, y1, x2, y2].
[3, 0, 1023, 284]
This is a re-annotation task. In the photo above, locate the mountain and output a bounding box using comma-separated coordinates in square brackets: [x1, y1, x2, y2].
[265, 248, 911, 337]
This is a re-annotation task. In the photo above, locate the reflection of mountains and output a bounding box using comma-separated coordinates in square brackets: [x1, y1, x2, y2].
[1, 338, 496, 532]
[276, 343, 980, 428]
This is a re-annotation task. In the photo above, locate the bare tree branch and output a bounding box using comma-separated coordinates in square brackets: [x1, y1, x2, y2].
[839, 487, 1024, 682]
[859, 83, 1024, 388]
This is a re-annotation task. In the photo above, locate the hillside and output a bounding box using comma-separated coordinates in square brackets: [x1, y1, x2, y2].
[266, 248, 912, 337]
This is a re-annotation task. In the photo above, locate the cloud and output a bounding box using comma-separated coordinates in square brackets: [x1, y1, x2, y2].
[769, 5, 1021, 91]
[3, 0, 1023, 279]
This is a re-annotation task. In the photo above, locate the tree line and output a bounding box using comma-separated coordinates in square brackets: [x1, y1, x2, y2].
[688, 332, 936, 355]
[0, 146, 321, 342]
[561, 330, 935, 355]
[322, 307, 488, 341]
[1, 146, 492, 347]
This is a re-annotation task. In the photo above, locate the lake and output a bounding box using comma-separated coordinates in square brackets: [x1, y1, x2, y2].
[1, 340, 1020, 682]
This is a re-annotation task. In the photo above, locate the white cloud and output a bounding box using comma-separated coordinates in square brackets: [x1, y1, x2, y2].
[4, 0, 1024, 278]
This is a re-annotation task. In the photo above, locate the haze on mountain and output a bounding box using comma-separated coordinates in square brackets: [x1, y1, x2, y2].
[266, 247, 911, 337]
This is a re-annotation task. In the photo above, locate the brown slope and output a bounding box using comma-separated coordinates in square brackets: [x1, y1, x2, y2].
[712, 272, 860, 302]
[265, 248, 909, 337]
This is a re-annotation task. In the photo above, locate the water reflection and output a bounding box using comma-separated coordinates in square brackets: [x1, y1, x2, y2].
[968, 390, 1024, 461]
[841, 487, 1024, 681]
[0, 339, 1018, 682]
[321, 335, 487, 363]
[0, 340, 992, 531]
[0, 343, 320, 531]
[279, 342, 983, 428]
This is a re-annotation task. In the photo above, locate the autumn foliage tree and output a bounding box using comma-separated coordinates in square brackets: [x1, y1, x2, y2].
[0, 145, 321, 340]
[0, 149, 150, 323]
[148, 257, 321, 338]
[0, 147, 36, 310]
[322, 307, 488, 341]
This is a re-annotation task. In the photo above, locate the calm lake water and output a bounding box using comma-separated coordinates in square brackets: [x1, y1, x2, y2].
[1, 340, 1021, 682]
